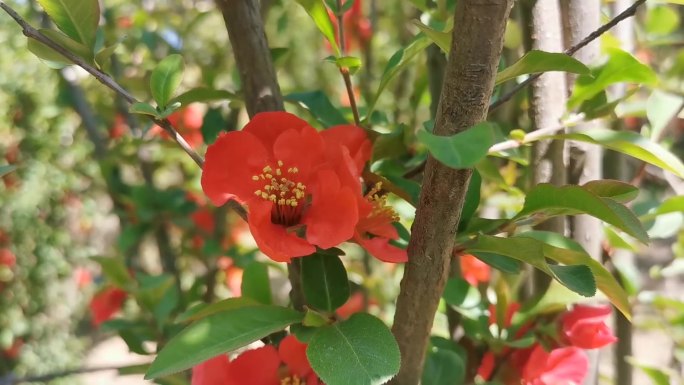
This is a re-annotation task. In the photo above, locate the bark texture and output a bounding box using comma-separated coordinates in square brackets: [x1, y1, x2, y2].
[522, 0, 568, 296]
[389, 1, 514, 384]
[215, 0, 284, 116]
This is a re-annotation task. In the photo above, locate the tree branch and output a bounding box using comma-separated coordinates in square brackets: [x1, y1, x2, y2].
[389, 1, 514, 384]
[0, 1, 204, 168]
[488, 0, 646, 113]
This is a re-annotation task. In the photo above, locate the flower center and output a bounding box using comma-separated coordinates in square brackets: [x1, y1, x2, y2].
[365, 182, 399, 223]
[280, 375, 303, 385]
[252, 160, 307, 226]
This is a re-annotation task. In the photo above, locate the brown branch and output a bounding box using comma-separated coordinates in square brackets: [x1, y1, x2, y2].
[0, 1, 204, 168]
[488, 0, 646, 113]
[389, 1, 514, 384]
[341, 68, 361, 126]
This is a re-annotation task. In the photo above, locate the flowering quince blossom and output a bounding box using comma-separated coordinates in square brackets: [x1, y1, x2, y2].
[559, 304, 617, 349]
[459, 253, 490, 286]
[0, 248, 16, 268]
[202, 111, 370, 262]
[89, 286, 127, 326]
[192, 335, 322, 385]
[521, 345, 588, 385]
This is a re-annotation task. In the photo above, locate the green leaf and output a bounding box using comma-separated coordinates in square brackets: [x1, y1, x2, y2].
[467, 235, 630, 318]
[129, 102, 161, 118]
[295, 0, 340, 56]
[418, 122, 495, 169]
[241, 262, 272, 305]
[458, 171, 481, 231]
[515, 184, 649, 243]
[301, 253, 350, 312]
[94, 43, 118, 70]
[151, 54, 185, 108]
[547, 264, 595, 297]
[326, 56, 363, 74]
[545, 129, 684, 178]
[91, 256, 131, 288]
[471, 252, 521, 274]
[175, 297, 260, 323]
[307, 313, 400, 385]
[645, 6, 680, 36]
[146, 305, 303, 379]
[28, 29, 93, 68]
[158, 102, 182, 119]
[0, 165, 16, 178]
[495, 50, 590, 85]
[170, 87, 238, 106]
[652, 195, 684, 216]
[285, 91, 348, 127]
[37, 0, 100, 49]
[201, 108, 227, 145]
[582, 180, 639, 203]
[443, 277, 481, 308]
[366, 35, 431, 119]
[412, 21, 451, 53]
[647, 90, 684, 141]
[626, 358, 672, 385]
[568, 48, 657, 109]
[422, 348, 465, 385]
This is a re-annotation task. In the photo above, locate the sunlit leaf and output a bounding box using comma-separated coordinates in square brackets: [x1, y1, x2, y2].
[496, 50, 590, 85]
[417, 122, 496, 169]
[151, 54, 184, 108]
[27, 29, 93, 68]
[170, 87, 238, 106]
[37, 0, 100, 49]
[129, 102, 160, 118]
[413, 21, 451, 53]
[295, 0, 340, 55]
[646, 90, 683, 141]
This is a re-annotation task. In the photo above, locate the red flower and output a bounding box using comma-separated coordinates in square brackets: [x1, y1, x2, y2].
[0, 248, 16, 268]
[90, 286, 127, 326]
[353, 184, 407, 263]
[522, 345, 588, 385]
[192, 335, 321, 385]
[201, 112, 367, 262]
[2, 338, 23, 360]
[459, 253, 490, 286]
[559, 304, 617, 349]
[477, 352, 496, 380]
[151, 104, 204, 149]
[110, 114, 129, 139]
[73, 267, 93, 289]
[488, 302, 521, 328]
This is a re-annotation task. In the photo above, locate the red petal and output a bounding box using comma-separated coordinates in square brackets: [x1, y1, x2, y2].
[278, 335, 312, 378]
[191, 355, 234, 385]
[229, 346, 280, 385]
[356, 234, 407, 263]
[90, 287, 127, 326]
[243, 112, 309, 153]
[273, 125, 325, 180]
[321, 125, 371, 173]
[303, 170, 358, 249]
[249, 200, 316, 262]
[477, 352, 495, 380]
[522, 345, 588, 385]
[459, 254, 491, 286]
[201, 131, 269, 206]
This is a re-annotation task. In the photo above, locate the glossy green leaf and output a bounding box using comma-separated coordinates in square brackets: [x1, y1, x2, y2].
[366, 35, 431, 119]
[647, 90, 684, 141]
[471, 252, 521, 274]
[545, 129, 684, 178]
[422, 348, 465, 385]
[170, 87, 239, 106]
[175, 297, 260, 323]
[307, 313, 400, 385]
[496, 50, 590, 85]
[94, 43, 118, 70]
[91, 256, 131, 288]
[241, 262, 272, 305]
[295, 0, 340, 56]
[418, 122, 496, 169]
[443, 277, 480, 308]
[582, 180, 639, 203]
[285, 91, 348, 127]
[37, 0, 100, 48]
[0, 165, 16, 178]
[515, 183, 649, 243]
[547, 264, 595, 297]
[301, 253, 350, 312]
[413, 21, 451, 53]
[151, 54, 184, 108]
[129, 102, 160, 118]
[568, 48, 657, 108]
[28, 29, 93, 68]
[467, 235, 630, 318]
[146, 305, 303, 379]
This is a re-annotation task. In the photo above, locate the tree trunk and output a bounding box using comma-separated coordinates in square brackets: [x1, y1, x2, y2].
[521, 0, 568, 297]
[561, 1, 602, 384]
[389, 1, 514, 384]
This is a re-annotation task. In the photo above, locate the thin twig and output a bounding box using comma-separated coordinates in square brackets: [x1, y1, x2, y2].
[335, 0, 362, 126]
[0, 1, 204, 168]
[489, 0, 646, 112]
[4, 364, 140, 385]
[488, 114, 585, 153]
